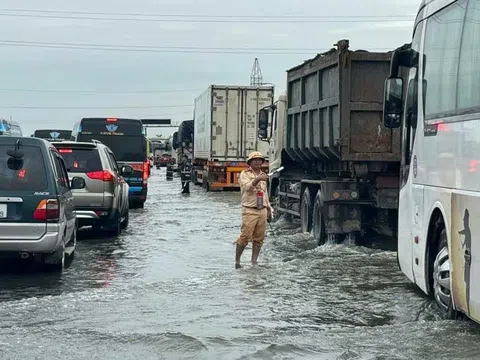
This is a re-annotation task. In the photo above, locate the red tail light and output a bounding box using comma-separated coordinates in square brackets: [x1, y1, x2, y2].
[33, 199, 59, 221]
[58, 149, 72, 153]
[86, 170, 114, 182]
[106, 118, 117, 122]
[143, 161, 149, 181]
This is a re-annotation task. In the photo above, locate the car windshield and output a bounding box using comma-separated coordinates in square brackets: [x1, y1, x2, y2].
[0, 145, 48, 191]
[77, 135, 146, 162]
[57, 148, 103, 173]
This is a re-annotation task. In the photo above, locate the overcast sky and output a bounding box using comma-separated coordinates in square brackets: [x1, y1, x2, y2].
[0, 0, 420, 137]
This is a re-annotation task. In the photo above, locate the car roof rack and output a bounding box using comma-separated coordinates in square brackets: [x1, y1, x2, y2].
[91, 139, 103, 145]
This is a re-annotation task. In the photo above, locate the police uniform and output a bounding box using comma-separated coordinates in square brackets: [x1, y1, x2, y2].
[236, 166, 271, 247]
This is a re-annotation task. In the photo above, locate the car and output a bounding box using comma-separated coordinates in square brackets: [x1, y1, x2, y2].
[52, 140, 133, 236]
[0, 136, 85, 270]
[159, 153, 171, 167]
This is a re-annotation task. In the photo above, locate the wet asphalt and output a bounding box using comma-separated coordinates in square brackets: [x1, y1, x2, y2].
[0, 167, 479, 360]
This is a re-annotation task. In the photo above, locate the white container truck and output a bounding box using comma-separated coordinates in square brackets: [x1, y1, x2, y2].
[192, 85, 274, 191]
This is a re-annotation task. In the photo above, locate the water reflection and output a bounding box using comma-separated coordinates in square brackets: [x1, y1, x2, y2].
[0, 228, 127, 301]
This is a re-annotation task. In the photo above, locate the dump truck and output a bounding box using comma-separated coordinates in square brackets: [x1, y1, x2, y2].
[258, 40, 402, 244]
[193, 85, 273, 191]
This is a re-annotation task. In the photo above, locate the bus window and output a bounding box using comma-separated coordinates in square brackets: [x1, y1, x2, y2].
[34, 130, 72, 142]
[76, 118, 146, 162]
[423, 1, 465, 120]
[457, 1, 480, 113]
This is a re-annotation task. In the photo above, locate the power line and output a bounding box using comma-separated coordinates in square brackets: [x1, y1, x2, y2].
[0, 40, 392, 54]
[0, 40, 355, 51]
[0, 87, 203, 94]
[0, 11, 415, 23]
[0, 104, 193, 109]
[0, 8, 415, 19]
[0, 43, 317, 54]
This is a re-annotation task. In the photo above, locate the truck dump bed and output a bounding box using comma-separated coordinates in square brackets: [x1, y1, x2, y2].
[285, 40, 400, 163]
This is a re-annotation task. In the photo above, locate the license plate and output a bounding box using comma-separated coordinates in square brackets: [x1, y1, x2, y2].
[0, 204, 6, 218]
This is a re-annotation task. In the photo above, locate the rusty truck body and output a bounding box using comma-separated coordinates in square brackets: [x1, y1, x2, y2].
[259, 40, 402, 244]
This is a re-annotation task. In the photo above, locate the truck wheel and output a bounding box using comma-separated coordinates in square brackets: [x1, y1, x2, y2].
[433, 227, 457, 319]
[272, 188, 281, 222]
[301, 187, 314, 233]
[312, 190, 326, 246]
[203, 181, 210, 192]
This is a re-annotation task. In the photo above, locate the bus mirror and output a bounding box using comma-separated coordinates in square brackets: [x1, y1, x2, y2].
[383, 77, 404, 128]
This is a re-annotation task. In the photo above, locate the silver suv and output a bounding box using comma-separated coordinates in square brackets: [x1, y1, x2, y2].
[0, 137, 85, 271]
[52, 141, 132, 236]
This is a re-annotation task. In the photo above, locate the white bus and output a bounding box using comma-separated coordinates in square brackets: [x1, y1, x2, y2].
[383, 0, 480, 322]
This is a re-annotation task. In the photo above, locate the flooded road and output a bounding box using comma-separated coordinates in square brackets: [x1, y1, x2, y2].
[0, 168, 479, 360]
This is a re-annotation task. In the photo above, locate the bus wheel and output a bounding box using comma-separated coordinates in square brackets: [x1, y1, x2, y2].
[433, 228, 456, 319]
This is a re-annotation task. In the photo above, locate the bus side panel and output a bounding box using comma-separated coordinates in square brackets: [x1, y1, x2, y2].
[119, 161, 146, 202]
[398, 182, 415, 284]
[451, 192, 480, 322]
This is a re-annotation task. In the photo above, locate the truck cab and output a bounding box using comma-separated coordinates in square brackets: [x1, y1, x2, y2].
[259, 93, 287, 198]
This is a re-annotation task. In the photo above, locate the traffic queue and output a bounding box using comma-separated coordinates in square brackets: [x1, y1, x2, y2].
[0, 117, 157, 271]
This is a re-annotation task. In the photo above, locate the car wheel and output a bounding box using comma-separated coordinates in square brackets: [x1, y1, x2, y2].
[43, 244, 65, 271]
[108, 213, 122, 237]
[65, 227, 77, 258]
[121, 208, 129, 229]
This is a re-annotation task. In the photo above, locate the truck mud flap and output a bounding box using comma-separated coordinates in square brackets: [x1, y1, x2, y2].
[325, 204, 362, 234]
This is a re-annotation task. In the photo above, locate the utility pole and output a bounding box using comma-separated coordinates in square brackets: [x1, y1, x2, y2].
[250, 58, 263, 86]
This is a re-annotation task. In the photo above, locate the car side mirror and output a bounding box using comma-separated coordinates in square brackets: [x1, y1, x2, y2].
[383, 77, 404, 128]
[121, 165, 133, 175]
[71, 177, 86, 189]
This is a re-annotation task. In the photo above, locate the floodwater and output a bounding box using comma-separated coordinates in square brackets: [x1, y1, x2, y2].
[0, 168, 479, 360]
